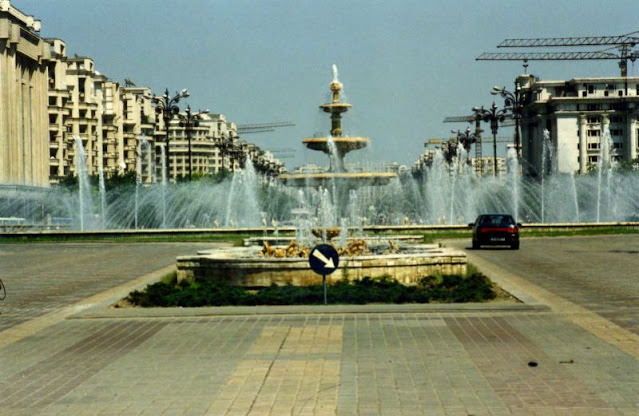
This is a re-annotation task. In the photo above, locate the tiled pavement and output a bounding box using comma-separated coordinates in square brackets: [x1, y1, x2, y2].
[0, 241, 638, 415]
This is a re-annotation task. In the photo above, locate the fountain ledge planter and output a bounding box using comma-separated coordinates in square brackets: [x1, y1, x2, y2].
[176, 245, 467, 287]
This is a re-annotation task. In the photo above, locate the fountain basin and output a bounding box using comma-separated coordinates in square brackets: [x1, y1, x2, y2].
[278, 171, 397, 187]
[302, 136, 370, 154]
[176, 244, 467, 287]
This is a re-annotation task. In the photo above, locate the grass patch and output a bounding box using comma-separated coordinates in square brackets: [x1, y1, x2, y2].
[520, 226, 639, 238]
[124, 270, 497, 307]
[0, 232, 257, 245]
[2, 225, 637, 245]
[421, 225, 639, 243]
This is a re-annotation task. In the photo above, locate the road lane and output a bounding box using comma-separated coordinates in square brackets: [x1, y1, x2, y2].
[444, 234, 639, 336]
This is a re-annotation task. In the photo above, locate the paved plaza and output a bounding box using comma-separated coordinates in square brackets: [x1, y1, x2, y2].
[0, 238, 638, 415]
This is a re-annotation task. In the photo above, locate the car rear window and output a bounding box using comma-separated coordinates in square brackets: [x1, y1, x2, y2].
[479, 215, 514, 226]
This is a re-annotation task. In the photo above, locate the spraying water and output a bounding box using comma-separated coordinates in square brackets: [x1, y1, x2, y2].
[99, 167, 106, 229]
[506, 147, 520, 222]
[596, 126, 613, 222]
[159, 146, 168, 228]
[73, 136, 94, 231]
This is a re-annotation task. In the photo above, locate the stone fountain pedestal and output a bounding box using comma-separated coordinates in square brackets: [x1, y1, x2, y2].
[176, 241, 467, 287]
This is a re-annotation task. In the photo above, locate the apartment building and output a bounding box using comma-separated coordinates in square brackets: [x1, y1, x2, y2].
[412, 143, 506, 178]
[45, 38, 264, 184]
[0, 1, 289, 189]
[0, 1, 50, 187]
[157, 112, 239, 180]
[519, 74, 639, 175]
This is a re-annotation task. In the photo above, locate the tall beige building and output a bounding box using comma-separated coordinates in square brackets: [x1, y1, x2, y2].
[48, 51, 104, 182]
[0, 1, 50, 187]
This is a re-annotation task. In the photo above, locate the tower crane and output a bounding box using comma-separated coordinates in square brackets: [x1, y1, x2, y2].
[237, 121, 295, 135]
[236, 122, 296, 161]
[476, 30, 639, 76]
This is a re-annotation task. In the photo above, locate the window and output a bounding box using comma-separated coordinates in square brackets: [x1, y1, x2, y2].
[611, 102, 626, 111]
[611, 129, 623, 136]
[587, 130, 601, 137]
[587, 143, 600, 150]
[587, 116, 600, 124]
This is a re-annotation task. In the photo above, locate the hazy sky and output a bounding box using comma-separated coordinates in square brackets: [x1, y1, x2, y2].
[15, 0, 639, 169]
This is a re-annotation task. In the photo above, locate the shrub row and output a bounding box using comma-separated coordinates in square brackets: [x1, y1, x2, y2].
[125, 272, 496, 307]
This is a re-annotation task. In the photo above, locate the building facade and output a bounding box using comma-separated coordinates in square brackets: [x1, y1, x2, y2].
[1, 0, 284, 189]
[519, 74, 639, 175]
[0, 1, 50, 187]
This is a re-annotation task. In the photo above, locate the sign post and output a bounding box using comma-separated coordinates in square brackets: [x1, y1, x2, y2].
[309, 244, 339, 305]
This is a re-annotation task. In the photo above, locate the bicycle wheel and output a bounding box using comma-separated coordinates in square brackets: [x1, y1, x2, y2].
[0, 278, 5, 300]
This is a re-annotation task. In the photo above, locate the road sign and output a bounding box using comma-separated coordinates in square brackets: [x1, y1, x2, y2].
[309, 244, 340, 305]
[309, 244, 339, 275]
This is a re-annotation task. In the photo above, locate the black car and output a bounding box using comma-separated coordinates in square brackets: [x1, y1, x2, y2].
[469, 214, 521, 250]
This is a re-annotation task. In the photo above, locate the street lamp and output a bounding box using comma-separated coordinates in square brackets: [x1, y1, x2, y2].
[179, 105, 209, 181]
[473, 102, 509, 176]
[153, 88, 189, 182]
[452, 127, 479, 164]
[491, 83, 523, 157]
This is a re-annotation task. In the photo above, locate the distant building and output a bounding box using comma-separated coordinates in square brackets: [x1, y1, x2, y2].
[412, 143, 506, 177]
[519, 74, 639, 175]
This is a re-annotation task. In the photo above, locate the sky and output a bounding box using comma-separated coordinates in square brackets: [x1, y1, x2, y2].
[14, 0, 639, 169]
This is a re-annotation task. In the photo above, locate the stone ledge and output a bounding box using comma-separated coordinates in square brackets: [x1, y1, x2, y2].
[177, 247, 467, 286]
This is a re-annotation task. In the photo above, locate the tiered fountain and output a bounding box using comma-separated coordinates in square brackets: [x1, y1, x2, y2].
[279, 64, 398, 239]
[279, 65, 396, 188]
[176, 66, 467, 287]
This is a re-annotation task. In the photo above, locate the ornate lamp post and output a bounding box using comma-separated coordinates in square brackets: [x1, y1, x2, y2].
[473, 102, 509, 176]
[153, 88, 189, 182]
[491, 83, 523, 157]
[214, 135, 233, 172]
[452, 127, 479, 165]
[178, 105, 209, 181]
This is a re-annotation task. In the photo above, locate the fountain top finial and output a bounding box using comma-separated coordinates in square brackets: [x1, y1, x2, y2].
[330, 64, 343, 103]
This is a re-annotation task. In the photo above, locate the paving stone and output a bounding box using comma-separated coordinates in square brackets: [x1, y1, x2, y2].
[1, 241, 638, 415]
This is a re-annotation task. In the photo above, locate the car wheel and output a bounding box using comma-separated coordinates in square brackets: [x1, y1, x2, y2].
[511, 242, 519, 250]
[472, 240, 479, 249]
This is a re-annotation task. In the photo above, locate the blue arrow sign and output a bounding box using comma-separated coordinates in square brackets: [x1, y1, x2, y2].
[309, 244, 339, 275]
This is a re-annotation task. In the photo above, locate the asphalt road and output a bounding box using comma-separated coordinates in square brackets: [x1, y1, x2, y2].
[444, 234, 639, 336]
